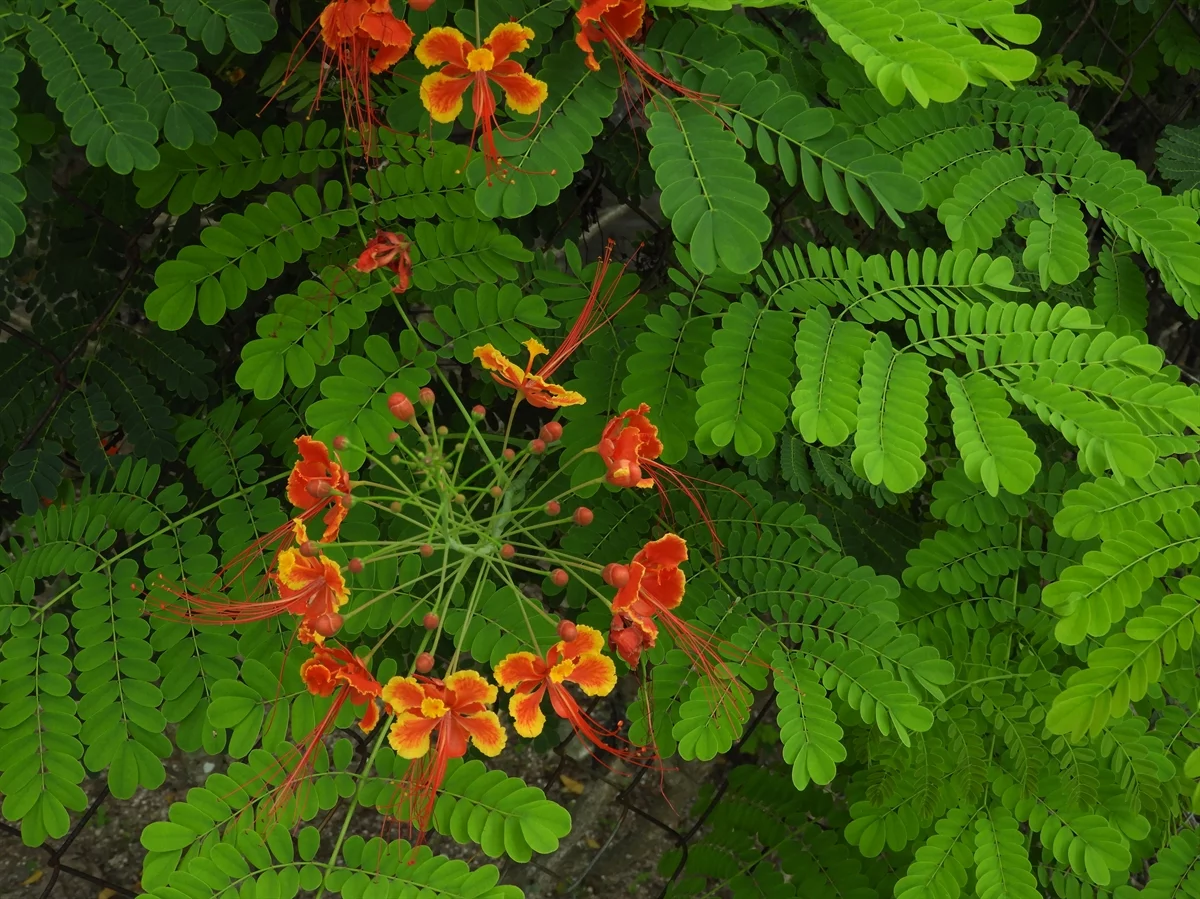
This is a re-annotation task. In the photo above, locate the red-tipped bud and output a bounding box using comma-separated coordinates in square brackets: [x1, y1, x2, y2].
[529, 438, 546, 455]
[545, 500, 561, 516]
[503, 448, 516, 461]
[389, 393, 415, 421]
[388, 431, 400, 443]
[602, 563, 630, 588]
[408, 0, 435, 10]
[423, 612, 440, 630]
[313, 612, 343, 637]
[557, 619, 577, 642]
[390, 500, 403, 512]
[306, 480, 332, 499]
[333, 435, 349, 451]
[419, 387, 435, 406]
[340, 494, 353, 509]
[500, 543, 515, 560]
[540, 421, 563, 443]
[573, 507, 593, 526]
[415, 652, 434, 674]
[551, 568, 569, 587]
[419, 543, 434, 558]
[300, 540, 321, 558]
[471, 405, 486, 419]
[490, 485, 503, 497]
[348, 557, 364, 573]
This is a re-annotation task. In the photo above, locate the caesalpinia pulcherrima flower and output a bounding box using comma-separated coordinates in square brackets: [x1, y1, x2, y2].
[574, 0, 708, 105]
[494, 625, 650, 764]
[272, 645, 382, 812]
[355, 230, 412, 294]
[287, 435, 351, 543]
[415, 24, 548, 179]
[383, 671, 506, 831]
[598, 404, 721, 553]
[272, 0, 412, 153]
[473, 240, 633, 408]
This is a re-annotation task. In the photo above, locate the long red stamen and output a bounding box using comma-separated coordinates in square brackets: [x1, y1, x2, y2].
[267, 690, 348, 820]
[541, 240, 639, 378]
[549, 684, 659, 773]
[601, 23, 714, 107]
[655, 608, 753, 735]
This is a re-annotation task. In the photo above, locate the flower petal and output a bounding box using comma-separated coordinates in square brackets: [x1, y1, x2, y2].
[420, 72, 471, 124]
[604, 0, 645, 40]
[445, 670, 499, 708]
[389, 712, 440, 758]
[490, 68, 548, 116]
[509, 688, 547, 738]
[321, 502, 348, 543]
[301, 659, 337, 696]
[558, 624, 604, 659]
[275, 548, 320, 591]
[287, 436, 336, 509]
[523, 337, 548, 359]
[474, 344, 525, 388]
[522, 375, 586, 408]
[484, 22, 534, 61]
[565, 652, 616, 696]
[611, 561, 646, 614]
[574, 27, 602, 72]
[358, 699, 381, 734]
[635, 533, 688, 568]
[382, 675, 428, 713]
[494, 652, 544, 691]
[461, 710, 507, 756]
[416, 26, 469, 67]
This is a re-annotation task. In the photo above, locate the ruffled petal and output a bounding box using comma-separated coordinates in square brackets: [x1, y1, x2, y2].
[523, 337, 549, 360]
[604, 0, 645, 40]
[636, 533, 688, 568]
[484, 22, 534, 61]
[521, 375, 586, 408]
[381, 675, 428, 713]
[358, 698, 381, 734]
[490, 68, 548, 115]
[558, 624, 605, 659]
[320, 501, 348, 544]
[287, 436, 337, 509]
[460, 710, 507, 756]
[420, 71, 471, 123]
[369, 36, 411, 74]
[320, 557, 349, 608]
[576, 0, 621, 28]
[574, 27, 602, 72]
[565, 652, 617, 696]
[473, 344, 526, 388]
[389, 712, 440, 758]
[445, 670, 499, 708]
[301, 659, 337, 696]
[509, 688, 547, 738]
[611, 560, 646, 614]
[494, 652, 544, 690]
[416, 26, 469, 67]
[275, 548, 321, 591]
[337, 655, 381, 698]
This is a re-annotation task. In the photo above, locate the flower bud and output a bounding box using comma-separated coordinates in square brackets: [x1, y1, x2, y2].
[471, 405, 486, 419]
[437, 425, 448, 436]
[503, 448, 516, 461]
[333, 435, 349, 451]
[389, 393, 415, 421]
[545, 500, 561, 516]
[500, 544, 515, 560]
[490, 485, 503, 497]
[423, 612, 440, 630]
[415, 652, 434, 674]
[313, 613, 343, 637]
[300, 540, 321, 558]
[573, 506, 593, 526]
[419, 387, 435, 406]
[603, 563, 630, 588]
[529, 438, 546, 455]
[540, 421, 563, 443]
[306, 480, 331, 498]
[556, 620, 577, 642]
[348, 557, 364, 573]
[420, 543, 434, 558]
[551, 568, 569, 587]
[388, 431, 400, 443]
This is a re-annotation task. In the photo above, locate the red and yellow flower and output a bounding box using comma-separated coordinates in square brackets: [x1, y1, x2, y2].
[355, 230, 412, 294]
[474, 339, 586, 409]
[415, 24, 548, 176]
[574, 0, 708, 107]
[287, 435, 351, 543]
[609, 533, 687, 666]
[271, 645, 382, 815]
[320, 0, 414, 76]
[598, 403, 662, 488]
[473, 240, 635, 409]
[382, 671, 507, 831]
[494, 626, 652, 766]
[274, 520, 349, 643]
[495, 625, 616, 737]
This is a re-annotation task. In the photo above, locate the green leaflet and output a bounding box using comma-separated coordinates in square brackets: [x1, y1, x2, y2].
[648, 102, 771, 274]
[852, 333, 931, 493]
[0, 48, 27, 258]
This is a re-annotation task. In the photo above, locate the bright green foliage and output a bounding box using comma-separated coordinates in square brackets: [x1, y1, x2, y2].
[5, 1, 1200, 897]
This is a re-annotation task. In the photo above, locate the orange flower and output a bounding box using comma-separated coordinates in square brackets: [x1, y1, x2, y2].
[271, 645, 382, 816]
[609, 533, 686, 666]
[574, 0, 708, 106]
[598, 404, 732, 557]
[382, 671, 506, 831]
[473, 240, 635, 409]
[355, 230, 412, 294]
[598, 403, 662, 489]
[494, 626, 653, 767]
[268, 0, 411, 155]
[287, 435, 351, 543]
[415, 24, 548, 179]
